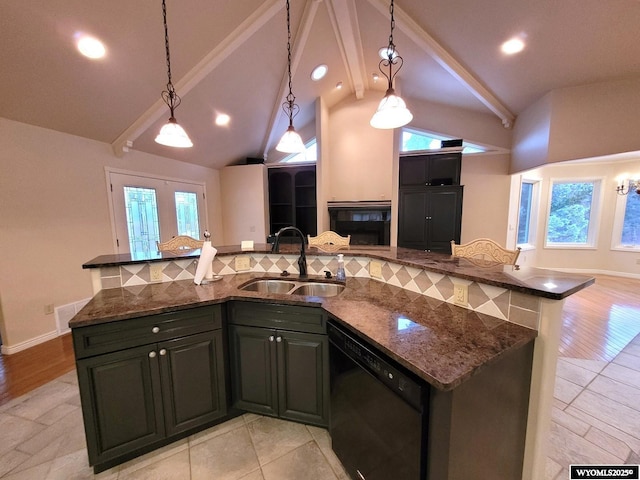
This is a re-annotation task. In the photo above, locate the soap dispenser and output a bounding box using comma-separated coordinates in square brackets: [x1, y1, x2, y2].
[336, 254, 346, 281]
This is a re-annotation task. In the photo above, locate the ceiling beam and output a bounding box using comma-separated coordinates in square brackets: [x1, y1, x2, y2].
[111, 0, 283, 157]
[326, 0, 367, 99]
[366, 0, 515, 128]
[261, 0, 321, 157]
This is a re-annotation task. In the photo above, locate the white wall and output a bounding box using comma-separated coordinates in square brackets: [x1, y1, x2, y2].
[0, 118, 223, 351]
[508, 158, 640, 276]
[220, 164, 269, 244]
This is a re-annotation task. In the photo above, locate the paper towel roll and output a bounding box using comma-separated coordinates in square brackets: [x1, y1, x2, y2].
[194, 242, 217, 285]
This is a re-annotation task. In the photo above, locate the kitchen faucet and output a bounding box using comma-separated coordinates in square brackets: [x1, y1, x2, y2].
[271, 226, 307, 277]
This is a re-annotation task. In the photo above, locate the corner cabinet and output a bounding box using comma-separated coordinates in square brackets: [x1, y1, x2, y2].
[228, 301, 329, 427]
[398, 152, 463, 252]
[268, 166, 317, 238]
[73, 305, 227, 472]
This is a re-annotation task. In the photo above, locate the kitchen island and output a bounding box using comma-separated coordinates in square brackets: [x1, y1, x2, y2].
[73, 244, 594, 479]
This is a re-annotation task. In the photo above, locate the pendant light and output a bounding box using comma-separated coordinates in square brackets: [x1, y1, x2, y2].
[155, 0, 193, 148]
[276, 0, 305, 153]
[370, 0, 413, 129]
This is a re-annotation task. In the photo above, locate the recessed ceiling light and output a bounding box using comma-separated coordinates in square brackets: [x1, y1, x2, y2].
[336, 82, 343, 90]
[311, 64, 328, 81]
[372, 73, 379, 83]
[215, 113, 230, 126]
[378, 46, 398, 60]
[501, 37, 525, 55]
[76, 34, 106, 59]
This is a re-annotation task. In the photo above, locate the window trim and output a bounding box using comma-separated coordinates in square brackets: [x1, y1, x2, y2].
[516, 177, 541, 250]
[611, 189, 640, 252]
[543, 177, 603, 249]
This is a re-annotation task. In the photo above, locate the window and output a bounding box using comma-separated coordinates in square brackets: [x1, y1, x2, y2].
[401, 128, 486, 154]
[612, 192, 640, 250]
[109, 171, 206, 258]
[545, 179, 602, 247]
[280, 139, 317, 163]
[517, 179, 540, 247]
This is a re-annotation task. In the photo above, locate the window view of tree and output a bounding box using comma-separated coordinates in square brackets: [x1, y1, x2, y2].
[621, 193, 640, 246]
[517, 182, 533, 244]
[547, 181, 597, 244]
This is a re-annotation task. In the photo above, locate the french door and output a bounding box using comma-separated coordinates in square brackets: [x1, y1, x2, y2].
[109, 171, 206, 257]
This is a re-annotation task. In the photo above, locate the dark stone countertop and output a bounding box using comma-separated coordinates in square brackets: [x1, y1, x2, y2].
[70, 272, 538, 391]
[82, 244, 595, 300]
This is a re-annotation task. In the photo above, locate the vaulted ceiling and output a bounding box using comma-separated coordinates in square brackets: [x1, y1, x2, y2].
[2, 0, 639, 169]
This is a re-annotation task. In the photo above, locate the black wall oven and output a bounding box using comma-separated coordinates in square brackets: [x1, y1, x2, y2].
[328, 321, 428, 480]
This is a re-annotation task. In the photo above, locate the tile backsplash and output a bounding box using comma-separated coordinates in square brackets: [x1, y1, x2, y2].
[97, 253, 540, 330]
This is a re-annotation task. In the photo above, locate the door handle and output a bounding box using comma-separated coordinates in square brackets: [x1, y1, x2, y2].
[269, 335, 275, 342]
[276, 336, 282, 343]
[148, 351, 157, 358]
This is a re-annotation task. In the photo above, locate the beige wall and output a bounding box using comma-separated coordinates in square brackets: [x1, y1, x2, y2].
[0, 118, 223, 351]
[508, 158, 640, 276]
[220, 164, 268, 244]
[512, 78, 640, 173]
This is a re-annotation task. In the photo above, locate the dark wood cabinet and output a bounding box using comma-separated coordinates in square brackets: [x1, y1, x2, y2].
[399, 152, 461, 187]
[74, 306, 226, 471]
[228, 302, 329, 427]
[268, 166, 317, 237]
[398, 152, 463, 252]
[398, 186, 463, 252]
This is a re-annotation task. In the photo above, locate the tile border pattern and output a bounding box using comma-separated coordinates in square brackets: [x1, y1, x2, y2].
[98, 253, 540, 330]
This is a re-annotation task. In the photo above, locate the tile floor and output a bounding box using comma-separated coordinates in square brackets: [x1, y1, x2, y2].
[1, 335, 639, 480]
[546, 334, 640, 479]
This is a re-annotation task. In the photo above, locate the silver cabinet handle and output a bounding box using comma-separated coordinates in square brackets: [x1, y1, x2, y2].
[276, 336, 282, 343]
[269, 335, 275, 342]
[159, 349, 167, 356]
[149, 351, 157, 358]
[152, 326, 160, 334]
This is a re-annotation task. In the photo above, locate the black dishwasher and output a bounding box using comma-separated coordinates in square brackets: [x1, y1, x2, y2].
[328, 321, 428, 480]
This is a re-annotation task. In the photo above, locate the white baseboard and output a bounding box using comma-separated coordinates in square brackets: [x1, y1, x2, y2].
[544, 267, 640, 280]
[1, 330, 59, 355]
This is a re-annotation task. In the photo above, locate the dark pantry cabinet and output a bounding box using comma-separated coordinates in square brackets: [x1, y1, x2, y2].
[228, 301, 329, 427]
[73, 305, 227, 472]
[398, 152, 463, 252]
[268, 166, 317, 237]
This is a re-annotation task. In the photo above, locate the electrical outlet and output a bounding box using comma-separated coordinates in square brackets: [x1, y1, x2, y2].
[150, 264, 163, 282]
[369, 261, 382, 279]
[44, 304, 54, 315]
[453, 283, 468, 307]
[235, 256, 251, 271]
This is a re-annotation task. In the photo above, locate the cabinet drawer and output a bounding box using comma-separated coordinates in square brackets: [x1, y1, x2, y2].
[229, 302, 325, 334]
[73, 305, 222, 359]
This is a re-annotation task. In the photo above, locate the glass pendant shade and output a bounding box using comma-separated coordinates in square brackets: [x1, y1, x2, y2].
[155, 117, 193, 148]
[276, 125, 305, 153]
[370, 88, 413, 129]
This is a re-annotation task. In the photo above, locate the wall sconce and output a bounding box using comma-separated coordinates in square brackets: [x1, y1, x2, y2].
[616, 178, 640, 195]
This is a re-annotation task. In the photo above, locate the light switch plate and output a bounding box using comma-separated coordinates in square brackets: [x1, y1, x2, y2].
[235, 256, 251, 271]
[453, 283, 468, 306]
[150, 264, 163, 282]
[369, 261, 382, 279]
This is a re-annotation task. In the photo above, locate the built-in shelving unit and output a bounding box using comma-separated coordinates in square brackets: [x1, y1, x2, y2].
[268, 166, 317, 239]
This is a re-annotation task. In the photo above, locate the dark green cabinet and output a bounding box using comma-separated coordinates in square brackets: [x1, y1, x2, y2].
[74, 306, 226, 471]
[398, 186, 463, 252]
[399, 152, 461, 187]
[228, 302, 329, 427]
[268, 166, 317, 237]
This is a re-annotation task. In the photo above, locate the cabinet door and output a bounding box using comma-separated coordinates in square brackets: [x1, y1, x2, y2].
[428, 153, 461, 186]
[398, 189, 428, 250]
[426, 187, 463, 252]
[159, 331, 227, 436]
[399, 157, 428, 186]
[76, 345, 165, 466]
[228, 325, 278, 416]
[277, 330, 329, 427]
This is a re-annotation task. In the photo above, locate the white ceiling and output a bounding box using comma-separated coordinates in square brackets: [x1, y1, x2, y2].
[2, 0, 639, 169]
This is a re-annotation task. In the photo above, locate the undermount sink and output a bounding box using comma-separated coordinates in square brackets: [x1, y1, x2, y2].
[239, 279, 296, 294]
[290, 283, 345, 297]
[239, 279, 345, 297]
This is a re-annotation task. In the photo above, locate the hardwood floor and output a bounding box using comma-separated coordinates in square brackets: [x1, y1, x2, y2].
[0, 274, 638, 407]
[559, 275, 640, 362]
[0, 333, 75, 407]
